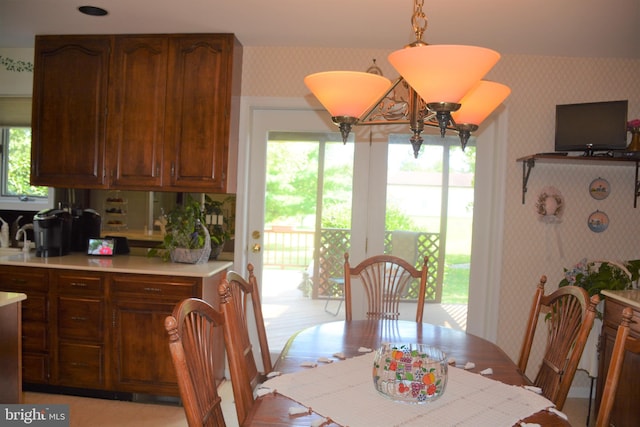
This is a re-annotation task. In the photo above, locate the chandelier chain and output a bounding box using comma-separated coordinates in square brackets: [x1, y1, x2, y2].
[412, 0, 427, 43]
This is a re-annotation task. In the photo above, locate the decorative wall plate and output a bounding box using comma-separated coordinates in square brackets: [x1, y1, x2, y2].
[589, 177, 610, 200]
[588, 210, 609, 232]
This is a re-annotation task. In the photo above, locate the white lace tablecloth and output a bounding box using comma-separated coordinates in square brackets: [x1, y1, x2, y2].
[263, 352, 554, 427]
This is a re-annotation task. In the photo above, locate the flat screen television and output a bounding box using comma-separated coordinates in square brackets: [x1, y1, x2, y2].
[554, 100, 628, 155]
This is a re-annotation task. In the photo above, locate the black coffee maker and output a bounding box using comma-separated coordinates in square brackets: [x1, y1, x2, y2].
[70, 208, 102, 252]
[33, 208, 73, 257]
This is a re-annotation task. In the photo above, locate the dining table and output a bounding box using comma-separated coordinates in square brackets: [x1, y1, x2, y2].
[243, 319, 571, 426]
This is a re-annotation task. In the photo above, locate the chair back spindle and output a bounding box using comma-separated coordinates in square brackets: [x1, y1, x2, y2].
[344, 253, 428, 322]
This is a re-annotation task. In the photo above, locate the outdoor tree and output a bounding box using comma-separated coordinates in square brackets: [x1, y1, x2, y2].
[6, 128, 47, 197]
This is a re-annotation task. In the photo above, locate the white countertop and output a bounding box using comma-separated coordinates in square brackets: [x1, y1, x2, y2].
[0, 291, 27, 308]
[0, 252, 232, 278]
[602, 289, 640, 310]
[103, 230, 164, 242]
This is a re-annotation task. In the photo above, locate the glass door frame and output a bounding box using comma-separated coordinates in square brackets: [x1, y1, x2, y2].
[236, 97, 508, 341]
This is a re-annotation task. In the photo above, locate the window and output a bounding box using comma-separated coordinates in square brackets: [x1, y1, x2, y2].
[386, 134, 476, 308]
[0, 97, 52, 210]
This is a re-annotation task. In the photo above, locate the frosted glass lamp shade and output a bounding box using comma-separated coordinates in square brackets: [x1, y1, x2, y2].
[304, 71, 391, 118]
[388, 45, 500, 104]
[452, 81, 511, 125]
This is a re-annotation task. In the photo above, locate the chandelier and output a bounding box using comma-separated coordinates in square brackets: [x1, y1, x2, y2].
[304, 0, 511, 158]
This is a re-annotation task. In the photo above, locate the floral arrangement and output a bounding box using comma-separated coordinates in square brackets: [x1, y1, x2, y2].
[628, 119, 640, 132]
[559, 258, 640, 298]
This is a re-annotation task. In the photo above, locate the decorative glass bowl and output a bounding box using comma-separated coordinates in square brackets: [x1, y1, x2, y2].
[372, 343, 448, 404]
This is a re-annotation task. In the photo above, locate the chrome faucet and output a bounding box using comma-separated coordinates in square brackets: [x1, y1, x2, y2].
[15, 223, 33, 252]
[10, 215, 23, 247]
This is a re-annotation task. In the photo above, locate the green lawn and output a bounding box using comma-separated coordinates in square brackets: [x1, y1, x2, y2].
[421, 217, 472, 305]
[442, 253, 470, 304]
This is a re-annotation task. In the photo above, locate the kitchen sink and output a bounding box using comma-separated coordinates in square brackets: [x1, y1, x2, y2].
[0, 248, 22, 256]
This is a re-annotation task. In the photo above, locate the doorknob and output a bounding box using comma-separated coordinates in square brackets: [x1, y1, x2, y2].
[252, 243, 261, 253]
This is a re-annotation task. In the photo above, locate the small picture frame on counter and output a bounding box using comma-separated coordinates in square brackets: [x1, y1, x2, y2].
[87, 238, 116, 256]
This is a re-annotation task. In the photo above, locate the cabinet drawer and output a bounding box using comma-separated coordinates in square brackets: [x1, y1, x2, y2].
[56, 272, 104, 296]
[22, 321, 48, 352]
[604, 299, 640, 337]
[58, 297, 103, 340]
[58, 343, 104, 387]
[0, 267, 48, 292]
[22, 294, 48, 322]
[23, 353, 49, 384]
[111, 275, 197, 298]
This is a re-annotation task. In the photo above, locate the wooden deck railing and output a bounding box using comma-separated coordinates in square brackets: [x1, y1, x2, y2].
[263, 227, 443, 303]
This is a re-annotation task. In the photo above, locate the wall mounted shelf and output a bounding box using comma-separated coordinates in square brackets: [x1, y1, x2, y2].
[516, 154, 640, 207]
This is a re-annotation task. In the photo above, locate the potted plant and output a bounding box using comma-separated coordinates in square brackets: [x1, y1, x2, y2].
[559, 258, 640, 301]
[204, 195, 232, 259]
[558, 258, 640, 322]
[149, 195, 210, 263]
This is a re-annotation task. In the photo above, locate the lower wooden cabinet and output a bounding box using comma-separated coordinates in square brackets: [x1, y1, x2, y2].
[0, 264, 225, 397]
[596, 297, 640, 427]
[111, 299, 182, 394]
[0, 266, 50, 384]
[110, 274, 198, 395]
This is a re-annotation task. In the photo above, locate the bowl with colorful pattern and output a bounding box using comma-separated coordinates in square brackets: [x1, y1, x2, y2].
[372, 343, 448, 404]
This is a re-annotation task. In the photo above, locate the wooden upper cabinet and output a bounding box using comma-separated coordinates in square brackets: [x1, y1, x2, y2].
[31, 34, 242, 192]
[31, 36, 110, 189]
[107, 36, 168, 190]
[165, 35, 242, 193]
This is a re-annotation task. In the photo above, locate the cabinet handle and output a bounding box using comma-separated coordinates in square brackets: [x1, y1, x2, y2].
[143, 287, 162, 293]
[171, 163, 175, 177]
[69, 362, 89, 367]
[12, 278, 28, 284]
[70, 282, 88, 288]
[71, 316, 87, 321]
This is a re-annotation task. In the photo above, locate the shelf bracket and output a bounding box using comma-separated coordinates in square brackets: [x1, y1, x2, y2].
[522, 158, 535, 204]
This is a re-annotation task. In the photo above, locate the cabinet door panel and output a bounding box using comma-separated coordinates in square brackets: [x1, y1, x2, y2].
[31, 35, 110, 188]
[109, 36, 168, 189]
[165, 35, 235, 192]
[111, 299, 179, 395]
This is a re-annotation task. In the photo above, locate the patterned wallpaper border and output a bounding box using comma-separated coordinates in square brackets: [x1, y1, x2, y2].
[0, 55, 33, 72]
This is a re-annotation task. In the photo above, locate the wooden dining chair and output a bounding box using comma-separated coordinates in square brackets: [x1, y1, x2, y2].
[517, 275, 600, 411]
[225, 263, 273, 375]
[165, 298, 227, 427]
[343, 253, 428, 322]
[595, 307, 640, 427]
[218, 275, 261, 426]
